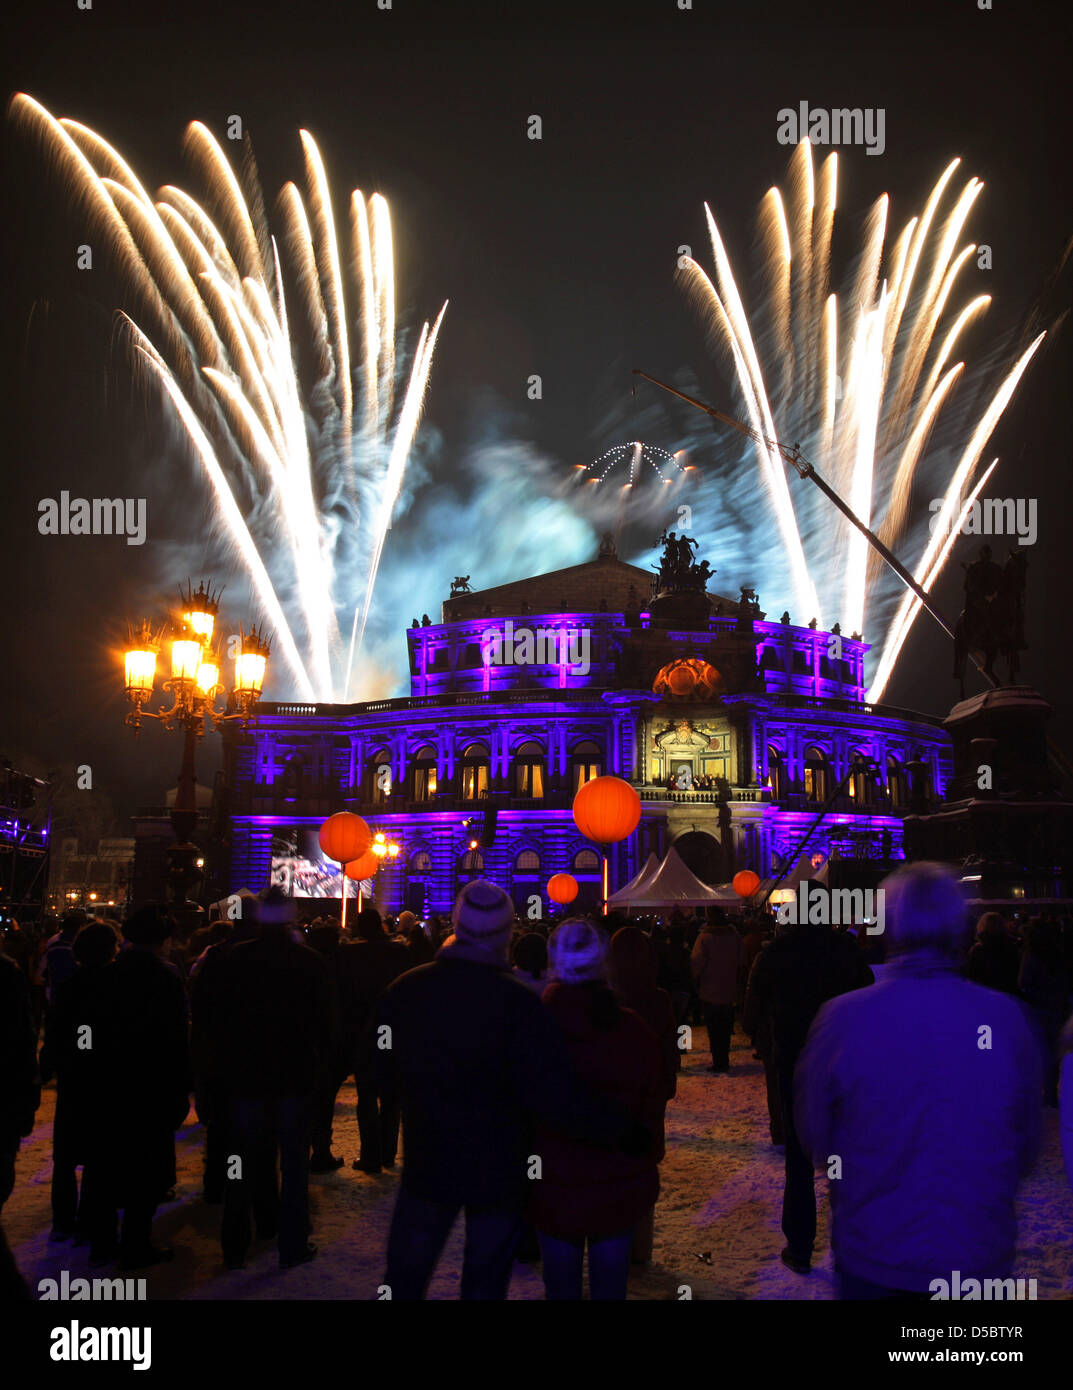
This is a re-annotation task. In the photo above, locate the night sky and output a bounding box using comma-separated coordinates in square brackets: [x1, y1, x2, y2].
[3, 0, 1071, 824]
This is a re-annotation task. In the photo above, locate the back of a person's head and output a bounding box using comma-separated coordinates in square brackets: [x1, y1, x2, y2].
[881, 862, 967, 957]
[60, 908, 88, 936]
[512, 930, 548, 978]
[548, 918, 608, 985]
[73, 920, 120, 968]
[608, 924, 656, 993]
[668, 924, 686, 948]
[975, 910, 1006, 941]
[451, 880, 514, 955]
[355, 907, 384, 942]
[706, 906, 726, 928]
[122, 902, 173, 948]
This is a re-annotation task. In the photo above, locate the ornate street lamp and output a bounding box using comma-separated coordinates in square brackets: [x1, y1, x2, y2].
[123, 580, 271, 916]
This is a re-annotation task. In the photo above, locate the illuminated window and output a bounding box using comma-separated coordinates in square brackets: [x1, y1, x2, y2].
[803, 746, 829, 802]
[573, 849, 600, 871]
[514, 741, 545, 798]
[516, 849, 541, 871]
[410, 850, 432, 873]
[460, 848, 484, 873]
[460, 743, 490, 800]
[412, 744, 438, 802]
[369, 749, 392, 806]
[766, 746, 783, 800]
[886, 755, 906, 808]
[570, 740, 603, 792]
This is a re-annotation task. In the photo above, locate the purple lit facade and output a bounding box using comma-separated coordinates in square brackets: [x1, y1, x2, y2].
[224, 547, 953, 912]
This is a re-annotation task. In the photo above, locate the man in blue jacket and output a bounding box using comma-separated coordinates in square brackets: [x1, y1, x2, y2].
[796, 861, 1043, 1299]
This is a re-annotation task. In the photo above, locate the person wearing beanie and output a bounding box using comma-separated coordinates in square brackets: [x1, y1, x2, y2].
[796, 862, 1042, 1298]
[527, 918, 667, 1300]
[376, 882, 647, 1300]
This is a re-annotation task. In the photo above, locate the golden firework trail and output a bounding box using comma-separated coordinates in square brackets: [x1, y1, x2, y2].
[678, 139, 1043, 703]
[13, 94, 446, 702]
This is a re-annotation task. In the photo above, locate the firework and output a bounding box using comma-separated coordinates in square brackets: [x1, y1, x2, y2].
[578, 440, 690, 487]
[679, 139, 1043, 702]
[13, 94, 446, 702]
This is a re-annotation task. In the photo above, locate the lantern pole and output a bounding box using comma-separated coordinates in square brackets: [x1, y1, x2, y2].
[341, 873, 349, 936]
[601, 852, 609, 917]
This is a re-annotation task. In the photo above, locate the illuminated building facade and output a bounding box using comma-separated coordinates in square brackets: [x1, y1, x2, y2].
[225, 539, 953, 914]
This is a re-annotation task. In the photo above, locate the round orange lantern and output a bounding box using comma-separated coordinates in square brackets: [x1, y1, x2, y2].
[733, 869, 760, 898]
[318, 812, 372, 866]
[344, 849, 380, 881]
[572, 775, 641, 845]
[547, 873, 579, 905]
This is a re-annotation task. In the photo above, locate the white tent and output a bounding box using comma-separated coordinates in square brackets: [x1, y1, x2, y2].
[613, 847, 741, 908]
[606, 851, 660, 908]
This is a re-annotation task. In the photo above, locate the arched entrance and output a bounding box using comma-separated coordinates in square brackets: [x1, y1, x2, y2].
[672, 830, 724, 885]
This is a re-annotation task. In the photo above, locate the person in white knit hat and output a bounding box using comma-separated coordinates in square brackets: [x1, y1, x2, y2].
[375, 884, 649, 1299]
[529, 917, 667, 1300]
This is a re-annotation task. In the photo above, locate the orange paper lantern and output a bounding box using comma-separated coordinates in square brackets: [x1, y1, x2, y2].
[572, 775, 641, 845]
[733, 869, 760, 898]
[344, 849, 380, 881]
[547, 873, 579, 905]
[318, 812, 372, 865]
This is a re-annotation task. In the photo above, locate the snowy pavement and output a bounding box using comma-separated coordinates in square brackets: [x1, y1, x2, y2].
[6, 1026, 1072, 1300]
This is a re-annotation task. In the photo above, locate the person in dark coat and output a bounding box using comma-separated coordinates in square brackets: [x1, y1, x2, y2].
[743, 895, 872, 1273]
[0, 950, 40, 1214]
[964, 911, 1021, 995]
[608, 922, 679, 1263]
[655, 923, 694, 1043]
[208, 892, 337, 1270]
[307, 918, 353, 1172]
[339, 908, 410, 1173]
[532, 920, 667, 1298]
[85, 905, 192, 1269]
[37, 922, 118, 1241]
[189, 912, 259, 1202]
[375, 881, 647, 1300]
[1018, 917, 1071, 1107]
[691, 911, 744, 1072]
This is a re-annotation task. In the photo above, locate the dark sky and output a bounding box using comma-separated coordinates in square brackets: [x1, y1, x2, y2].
[3, 0, 1071, 823]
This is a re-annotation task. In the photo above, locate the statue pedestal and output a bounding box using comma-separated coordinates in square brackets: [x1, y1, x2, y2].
[648, 589, 712, 630]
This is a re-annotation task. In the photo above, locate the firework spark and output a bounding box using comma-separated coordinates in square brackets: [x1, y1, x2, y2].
[679, 139, 1043, 702]
[13, 94, 446, 702]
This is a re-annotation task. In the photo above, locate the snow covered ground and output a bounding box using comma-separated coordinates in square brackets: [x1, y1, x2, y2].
[6, 1026, 1071, 1300]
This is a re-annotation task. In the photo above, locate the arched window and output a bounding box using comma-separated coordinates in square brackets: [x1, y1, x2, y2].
[459, 848, 484, 873]
[848, 752, 873, 805]
[766, 746, 784, 801]
[886, 754, 906, 809]
[410, 744, 438, 802]
[573, 849, 601, 871]
[369, 749, 392, 806]
[515, 849, 541, 871]
[803, 746, 829, 802]
[513, 741, 545, 798]
[570, 740, 603, 793]
[459, 743, 490, 801]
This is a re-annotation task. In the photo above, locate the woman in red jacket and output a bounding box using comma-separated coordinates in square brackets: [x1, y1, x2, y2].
[530, 918, 667, 1300]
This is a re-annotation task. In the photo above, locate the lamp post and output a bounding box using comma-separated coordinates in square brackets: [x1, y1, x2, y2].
[123, 580, 270, 919]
